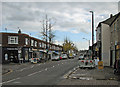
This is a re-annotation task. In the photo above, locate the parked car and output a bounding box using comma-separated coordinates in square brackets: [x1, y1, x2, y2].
[79, 59, 95, 69]
[51, 55, 60, 61]
[78, 55, 84, 60]
[30, 58, 41, 64]
[114, 59, 120, 74]
[61, 54, 68, 59]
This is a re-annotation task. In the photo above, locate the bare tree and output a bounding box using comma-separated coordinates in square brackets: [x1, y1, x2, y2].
[39, 14, 56, 43]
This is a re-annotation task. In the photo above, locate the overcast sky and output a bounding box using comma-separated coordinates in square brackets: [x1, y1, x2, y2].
[1, 1, 119, 50]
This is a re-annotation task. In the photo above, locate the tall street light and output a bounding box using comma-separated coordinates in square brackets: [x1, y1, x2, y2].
[90, 11, 94, 60]
[83, 38, 90, 48]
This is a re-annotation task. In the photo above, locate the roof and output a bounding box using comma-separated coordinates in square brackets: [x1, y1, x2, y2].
[110, 12, 120, 26]
[96, 12, 120, 29]
[101, 14, 117, 25]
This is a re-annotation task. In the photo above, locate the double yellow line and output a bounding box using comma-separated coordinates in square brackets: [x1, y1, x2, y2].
[3, 69, 13, 75]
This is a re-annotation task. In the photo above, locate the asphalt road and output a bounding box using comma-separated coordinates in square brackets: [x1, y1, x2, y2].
[2, 57, 78, 85]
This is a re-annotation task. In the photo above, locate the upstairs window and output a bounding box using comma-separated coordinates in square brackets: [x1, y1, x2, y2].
[31, 40, 34, 46]
[39, 42, 42, 47]
[35, 41, 37, 47]
[25, 38, 29, 45]
[8, 36, 18, 44]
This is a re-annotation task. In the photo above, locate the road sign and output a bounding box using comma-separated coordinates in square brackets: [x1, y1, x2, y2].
[98, 61, 104, 69]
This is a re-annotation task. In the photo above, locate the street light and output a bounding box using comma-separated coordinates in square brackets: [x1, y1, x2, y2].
[90, 11, 94, 60]
[83, 38, 90, 48]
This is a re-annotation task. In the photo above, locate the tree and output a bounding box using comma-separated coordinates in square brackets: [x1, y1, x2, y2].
[39, 14, 56, 44]
[63, 37, 78, 53]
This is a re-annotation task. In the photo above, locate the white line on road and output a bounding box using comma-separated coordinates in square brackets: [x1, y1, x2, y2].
[13, 81, 21, 84]
[45, 68, 48, 71]
[53, 66, 55, 67]
[2, 78, 20, 84]
[19, 68, 26, 71]
[31, 65, 34, 68]
[27, 72, 38, 76]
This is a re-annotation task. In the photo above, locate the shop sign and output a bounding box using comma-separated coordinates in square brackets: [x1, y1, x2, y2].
[18, 50, 21, 53]
[98, 61, 104, 69]
[116, 45, 120, 50]
[32, 49, 37, 51]
[95, 47, 99, 51]
[7, 48, 18, 50]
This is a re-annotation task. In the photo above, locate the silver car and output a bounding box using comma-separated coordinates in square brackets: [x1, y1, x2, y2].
[61, 54, 68, 59]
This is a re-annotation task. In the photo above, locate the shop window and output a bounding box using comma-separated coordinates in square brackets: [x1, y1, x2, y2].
[5, 54, 8, 60]
[8, 36, 18, 44]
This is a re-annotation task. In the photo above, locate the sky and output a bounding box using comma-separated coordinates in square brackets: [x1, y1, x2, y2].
[0, 0, 119, 50]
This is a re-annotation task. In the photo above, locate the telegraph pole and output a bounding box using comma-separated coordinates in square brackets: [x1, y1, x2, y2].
[46, 14, 48, 61]
[90, 11, 94, 60]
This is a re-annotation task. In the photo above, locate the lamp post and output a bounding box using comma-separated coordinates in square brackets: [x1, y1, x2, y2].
[83, 38, 90, 48]
[90, 11, 94, 60]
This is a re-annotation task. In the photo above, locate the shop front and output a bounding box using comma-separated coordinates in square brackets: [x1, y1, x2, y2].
[2, 47, 19, 63]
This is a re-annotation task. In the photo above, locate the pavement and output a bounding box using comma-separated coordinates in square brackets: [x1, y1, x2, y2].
[58, 66, 120, 86]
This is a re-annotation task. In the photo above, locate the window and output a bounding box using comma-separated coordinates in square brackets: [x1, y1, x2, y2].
[42, 43, 44, 48]
[25, 38, 29, 45]
[31, 40, 34, 46]
[39, 43, 42, 47]
[8, 36, 18, 44]
[117, 19, 119, 30]
[114, 23, 116, 31]
[35, 41, 37, 47]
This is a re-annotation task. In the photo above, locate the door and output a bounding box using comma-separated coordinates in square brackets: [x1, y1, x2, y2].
[110, 50, 113, 66]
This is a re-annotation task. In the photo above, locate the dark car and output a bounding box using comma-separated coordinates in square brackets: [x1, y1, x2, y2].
[114, 59, 120, 74]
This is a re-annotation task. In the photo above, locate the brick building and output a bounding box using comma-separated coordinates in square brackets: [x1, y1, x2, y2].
[0, 30, 63, 64]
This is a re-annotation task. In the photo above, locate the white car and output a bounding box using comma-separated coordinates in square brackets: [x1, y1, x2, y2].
[61, 54, 68, 59]
[79, 60, 95, 69]
[78, 55, 84, 60]
[51, 55, 60, 61]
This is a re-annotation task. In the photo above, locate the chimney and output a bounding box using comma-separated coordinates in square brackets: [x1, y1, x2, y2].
[18, 29, 21, 34]
[110, 14, 113, 18]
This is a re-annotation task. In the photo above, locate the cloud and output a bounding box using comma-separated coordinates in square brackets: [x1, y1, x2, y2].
[1, 2, 118, 50]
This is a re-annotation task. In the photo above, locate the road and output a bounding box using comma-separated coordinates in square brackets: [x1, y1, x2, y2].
[2, 57, 78, 85]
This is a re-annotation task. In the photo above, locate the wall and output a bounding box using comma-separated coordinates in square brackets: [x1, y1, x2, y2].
[101, 23, 111, 66]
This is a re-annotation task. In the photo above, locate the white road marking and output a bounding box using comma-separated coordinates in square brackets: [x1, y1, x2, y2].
[45, 68, 48, 71]
[31, 65, 34, 68]
[53, 66, 55, 67]
[38, 64, 41, 65]
[19, 68, 26, 71]
[2, 78, 20, 84]
[58, 64, 59, 66]
[38, 71, 42, 73]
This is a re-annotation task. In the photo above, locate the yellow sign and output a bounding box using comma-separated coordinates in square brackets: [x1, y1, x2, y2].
[95, 47, 99, 51]
[98, 61, 104, 69]
[116, 45, 120, 50]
